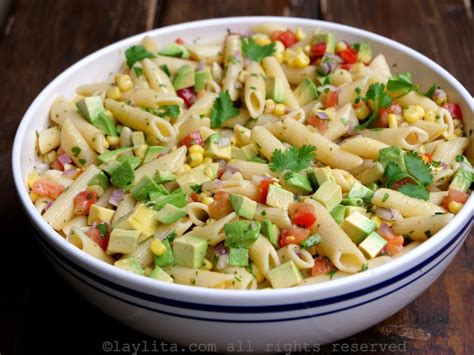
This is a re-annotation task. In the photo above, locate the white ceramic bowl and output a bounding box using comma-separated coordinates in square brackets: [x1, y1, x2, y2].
[12, 17, 473, 351]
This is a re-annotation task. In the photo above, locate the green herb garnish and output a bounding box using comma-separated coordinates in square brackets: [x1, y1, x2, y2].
[269, 145, 316, 173]
[125, 45, 156, 68]
[210, 91, 240, 128]
[241, 37, 276, 62]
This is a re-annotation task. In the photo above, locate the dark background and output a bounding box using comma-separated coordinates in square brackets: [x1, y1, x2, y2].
[0, 1, 472, 354]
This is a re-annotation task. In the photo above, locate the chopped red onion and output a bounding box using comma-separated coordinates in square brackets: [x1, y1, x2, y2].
[315, 111, 329, 120]
[433, 89, 446, 99]
[41, 201, 53, 215]
[58, 153, 72, 165]
[213, 242, 228, 256]
[376, 207, 403, 221]
[62, 168, 79, 179]
[109, 189, 124, 207]
[226, 166, 239, 174]
[377, 223, 394, 239]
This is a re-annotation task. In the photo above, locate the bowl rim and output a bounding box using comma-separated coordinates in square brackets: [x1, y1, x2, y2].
[12, 16, 473, 302]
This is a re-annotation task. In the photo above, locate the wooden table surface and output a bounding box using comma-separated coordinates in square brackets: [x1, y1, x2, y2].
[0, 1, 472, 354]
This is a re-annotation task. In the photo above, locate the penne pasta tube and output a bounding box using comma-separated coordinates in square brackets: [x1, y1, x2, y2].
[222, 267, 257, 290]
[360, 127, 429, 150]
[142, 58, 176, 95]
[153, 55, 198, 76]
[187, 43, 223, 64]
[431, 137, 468, 165]
[38, 126, 61, 154]
[244, 62, 266, 118]
[129, 62, 150, 88]
[134, 145, 186, 182]
[281, 64, 318, 86]
[323, 103, 358, 141]
[262, 56, 300, 109]
[188, 212, 237, 246]
[186, 202, 210, 226]
[61, 119, 98, 167]
[340, 136, 389, 160]
[249, 235, 280, 277]
[227, 159, 272, 179]
[251, 126, 287, 160]
[222, 35, 243, 101]
[165, 266, 235, 288]
[254, 204, 292, 229]
[131, 88, 184, 108]
[68, 227, 114, 264]
[277, 245, 314, 269]
[76, 82, 112, 96]
[391, 214, 454, 240]
[413, 120, 447, 141]
[174, 92, 218, 128]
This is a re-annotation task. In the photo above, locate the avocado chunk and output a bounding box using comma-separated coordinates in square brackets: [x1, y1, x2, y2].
[312, 32, 335, 53]
[155, 170, 176, 184]
[266, 77, 285, 103]
[95, 112, 118, 136]
[450, 156, 473, 192]
[378, 146, 406, 170]
[345, 206, 368, 218]
[173, 64, 195, 90]
[154, 239, 174, 267]
[110, 160, 135, 190]
[313, 181, 342, 212]
[293, 79, 319, 106]
[173, 235, 208, 268]
[131, 131, 146, 146]
[354, 43, 372, 64]
[107, 228, 140, 254]
[347, 182, 374, 203]
[156, 203, 187, 224]
[88, 205, 115, 225]
[300, 234, 321, 249]
[143, 146, 167, 164]
[194, 67, 212, 92]
[358, 231, 387, 259]
[234, 144, 259, 161]
[267, 261, 303, 288]
[341, 210, 376, 244]
[330, 204, 346, 224]
[131, 176, 164, 201]
[205, 134, 232, 160]
[159, 43, 190, 59]
[150, 188, 186, 210]
[228, 247, 249, 267]
[88, 171, 110, 190]
[261, 219, 279, 247]
[176, 163, 218, 193]
[149, 266, 174, 283]
[114, 257, 144, 275]
[76, 96, 104, 123]
[266, 184, 294, 210]
[116, 203, 159, 239]
[230, 194, 257, 219]
[224, 220, 261, 248]
[312, 167, 336, 185]
[283, 171, 313, 194]
[117, 154, 141, 170]
[98, 147, 134, 164]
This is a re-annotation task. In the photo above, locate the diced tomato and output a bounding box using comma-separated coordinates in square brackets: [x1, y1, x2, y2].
[443, 103, 463, 120]
[422, 153, 432, 164]
[377, 223, 404, 256]
[341, 63, 353, 71]
[175, 38, 185, 45]
[442, 189, 469, 209]
[279, 226, 310, 247]
[177, 87, 196, 107]
[288, 203, 317, 229]
[307, 116, 329, 134]
[311, 257, 336, 277]
[337, 46, 358, 64]
[73, 191, 97, 215]
[310, 42, 327, 60]
[271, 30, 298, 48]
[258, 178, 273, 204]
[375, 104, 401, 128]
[179, 131, 204, 147]
[321, 91, 338, 108]
[87, 222, 111, 250]
[32, 180, 64, 200]
[208, 191, 233, 219]
[189, 192, 201, 202]
[51, 159, 64, 171]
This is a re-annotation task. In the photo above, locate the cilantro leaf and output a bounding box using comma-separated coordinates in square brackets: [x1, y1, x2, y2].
[190, 184, 202, 193]
[160, 105, 180, 119]
[398, 183, 429, 200]
[404, 151, 433, 186]
[269, 145, 316, 173]
[356, 83, 392, 130]
[241, 37, 276, 62]
[125, 45, 156, 68]
[387, 72, 416, 97]
[133, 66, 143, 77]
[423, 84, 437, 98]
[210, 91, 240, 128]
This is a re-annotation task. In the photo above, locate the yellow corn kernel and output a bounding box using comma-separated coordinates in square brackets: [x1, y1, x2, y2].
[30, 191, 39, 202]
[273, 52, 283, 63]
[28, 172, 41, 189]
[293, 53, 310, 68]
[253, 34, 271, 46]
[203, 157, 213, 164]
[424, 110, 436, 122]
[371, 216, 383, 228]
[283, 49, 296, 63]
[273, 104, 287, 116]
[355, 102, 370, 120]
[274, 40, 285, 54]
[189, 152, 204, 167]
[201, 196, 214, 205]
[189, 144, 205, 154]
[201, 259, 213, 271]
[403, 106, 421, 123]
[324, 107, 337, 120]
[295, 27, 306, 41]
[287, 57, 296, 67]
[150, 239, 166, 256]
[264, 99, 276, 114]
[183, 164, 191, 172]
[106, 135, 120, 146]
[115, 74, 134, 92]
[106, 86, 121, 100]
[304, 44, 311, 54]
[387, 113, 399, 128]
[335, 41, 347, 52]
[454, 128, 463, 136]
[448, 200, 463, 214]
[414, 105, 425, 119]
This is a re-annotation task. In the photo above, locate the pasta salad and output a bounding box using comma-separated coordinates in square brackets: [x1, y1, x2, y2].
[28, 23, 472, 289]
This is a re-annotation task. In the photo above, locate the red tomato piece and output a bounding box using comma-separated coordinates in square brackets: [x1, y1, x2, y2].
[175, 38, 185, 45]
[87, 222, 111, 250]
[208, 191, 233, 220]
[375, 104, 401, 128]
[341, 63, 353, 71]
[271, 30, 298, 48]
[321, 91, 338, 108]
[177, 87, 196, 107]
[311, 257, 336, 277]
[442, 189, 469, 209]
[73, 191, 97, 215]
[384, 236, 404, 256]
[189, 192, 201, 203]
[310, 42, 327, 60]
[337, 46, 358, 64]
[279, 226, 310, 247]
[443, 103, 463, 120]
[422, 153, 432, 164]
[51, 159, 64, 171]
[307, 116, 329, 134]
[32, 180, 64, 200]
[258, 178, 273, 204]
[179, 131, 204, 147]
[289, 202, 317, 229]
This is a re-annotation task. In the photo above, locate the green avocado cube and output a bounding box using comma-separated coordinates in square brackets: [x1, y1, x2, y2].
[172, 235, 208, 269]
[266, 76, 285, 103]
[266, 184, 294, 210]
[131, 176, 163, 201]
[312, 32, 335, 53]
[156, 203, 187, 224]
[228, 247, 249, 267]
[450, 156, 473, 193]
[347, 182, 374, 203]
[230, 194, 257, 219]
[313, 181, 342, 212]
[143, 146, 167, 164]
[284, 171, 313, 194]
[267, 261, 303, 288]
[173, 64, 195, 90]
[115, 257, 144, 275]
[194, 68, 212, 92]
[117, 154, 141, 170]
[151, 189, 186, 210]
[358, 231, 387, 259]
[88, 171, 110, 190]
[131, 131, 146, 146]
[98, 147, 134, 164]
[341, 211, 376, 244]
[312, 167, 336, 185]
[261, 219, 279, 247]
[354, 43, 372, 64]
[110, 160, 135, 190]
[205, 134, 232, 160]
[159, 43, 189, 59]
[76, 96, 104, 123]
[345, 206, 368, 218]
[234, 144, 259, 161]
[330, 204, 346, 224]
[155, 170, 176, 184]
[107, 228, 140, 254]
[149, 266, 174, 283]
[154, 239, 174, 267]
[224, 220, 261, 248]
[293, 78, 319, 106]
[94, 112, 117, 136]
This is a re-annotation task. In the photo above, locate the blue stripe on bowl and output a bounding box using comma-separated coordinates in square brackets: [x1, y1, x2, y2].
[39, 225, 468, 323]
[33, 217, 471, 316]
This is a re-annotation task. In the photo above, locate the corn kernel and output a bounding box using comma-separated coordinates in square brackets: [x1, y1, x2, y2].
[336, 41, 347, 52]
[387, 113, 399, 128]
[414, 105, 425, 119]
[274, 40, 285, 53]
[201, 259, 213, 271]
[106, 135, 120, 146]
[304, 44, 311, 54]
[201, 196, 214, 205]
[28, 171, 41, 188]
[448, 200, 463, 214]
[189, 144, 205, 154]
[355, 102, 370, 120]
[454, 128, 463, 136]
[253, 34, 271, 46]
[115, 74, 134, 92]
[283, 49, 296, 63]
[295, 27, 306, 41]
[273, 52, 283, 63]
[371, 216, 383, 228]
[424, 110, 436, 122]
[273, 104, 287, 116]
[293, 53, 310, 68]
[183, 164, 191, 171]
[106, 86, 121, 100]
[203, 157, 213, 164]
[403, 106, 421, 123]
[264, 99, 276, 114]
[150, 239, 166, 256]
[30, 191, 39, 202]
[189, 152, 204, 167]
